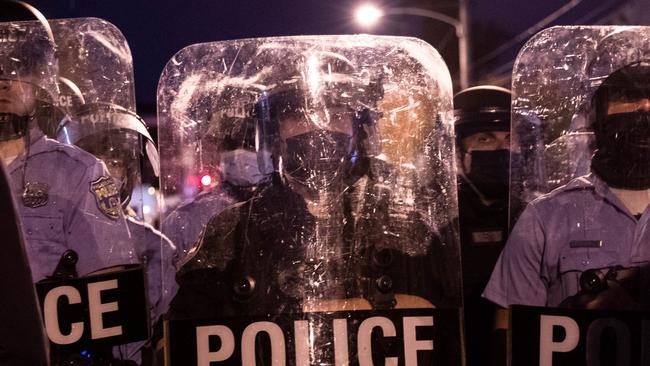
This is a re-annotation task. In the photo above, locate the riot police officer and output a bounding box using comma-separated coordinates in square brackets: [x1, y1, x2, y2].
[454, 85, 513, 366]
[484, 63, 650, 364]
[0, 12, 146, 365]
[170, 67, 449, 319]
[0, 9, 136, 283]
[57, 102, 178, 363]
[160, 93, 265, 264]
[159, 36, 464, 365]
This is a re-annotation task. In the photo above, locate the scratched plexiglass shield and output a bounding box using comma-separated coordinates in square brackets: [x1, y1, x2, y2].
[1, 16, 140, 274]
[51, 14, 173, 317]
[0, 19, 59, 130]
[46, 18, 172, 362]
[52, 18, 135, 107]
[511, 26, 650, 219]
[0, 16, 148, 365]
[158, 35, 462, 365]
[49, 17, 136, 132]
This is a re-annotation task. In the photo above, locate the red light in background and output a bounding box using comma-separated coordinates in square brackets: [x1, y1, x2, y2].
[185, 175, 198, 187]
[200, 174, 213, 187]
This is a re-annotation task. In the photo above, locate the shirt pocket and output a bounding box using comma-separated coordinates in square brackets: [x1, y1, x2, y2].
[20, 213, 65, 280]
[21, 213, 65, 243]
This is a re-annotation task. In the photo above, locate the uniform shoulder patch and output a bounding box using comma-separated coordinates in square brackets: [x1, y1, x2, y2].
[90, 176, 121, 220]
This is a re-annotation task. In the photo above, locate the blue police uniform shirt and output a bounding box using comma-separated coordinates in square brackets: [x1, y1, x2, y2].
[483, 174, 650, 308]
[161, 185, 235, 263]
[5, 128, 137, 281]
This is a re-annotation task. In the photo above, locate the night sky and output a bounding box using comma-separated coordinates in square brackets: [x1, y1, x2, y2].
[27, 0, 641, 116]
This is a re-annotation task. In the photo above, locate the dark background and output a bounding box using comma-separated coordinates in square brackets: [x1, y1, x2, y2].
[27, 0, 649, 124]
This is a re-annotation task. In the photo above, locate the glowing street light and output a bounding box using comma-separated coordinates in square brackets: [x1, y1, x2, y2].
[354, 3, 471, 89]
[355, 3, 384, 27]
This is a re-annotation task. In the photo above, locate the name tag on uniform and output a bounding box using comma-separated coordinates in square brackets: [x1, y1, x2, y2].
[471, 230, 503, 245]
[569, 240, 602, 248]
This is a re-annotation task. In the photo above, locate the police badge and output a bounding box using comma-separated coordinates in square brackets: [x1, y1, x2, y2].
[22, 182, 49, 208]
[90, 176, 121, 220]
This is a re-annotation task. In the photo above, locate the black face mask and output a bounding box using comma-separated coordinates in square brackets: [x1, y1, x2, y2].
[465, 149, 511, 200]
[283, 130, 352, 194]
[0, 113, 29, 141]
[592, 111, 650, 189]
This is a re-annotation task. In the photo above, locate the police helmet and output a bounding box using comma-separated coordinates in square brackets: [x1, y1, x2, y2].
[254, 79, 381, 186]
[253, 50, 383, 174]
[453, 85, 511, 142]
[35, 76, 85, 138]
[205, 86, 258, 150]
[57, 103, 159, 204]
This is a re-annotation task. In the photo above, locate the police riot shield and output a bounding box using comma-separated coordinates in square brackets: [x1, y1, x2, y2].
[0, 18, 58, 134]
[51, 16, 158, 224]
[0, 19, 138, 284]
[43, 17, 174, 364]
[0, 17, 153, 364]
[508, 26, 650, 365]
[511, 26, 650, 214]
[158, 35, 462, 365]
[52, 17, 136, 114]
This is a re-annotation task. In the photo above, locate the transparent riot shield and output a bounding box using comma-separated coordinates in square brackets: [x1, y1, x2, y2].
[506, 26, 650, 365]
[511, 26, 650, 214]
[158, 35, 462, 365]
[52, 18, 136, 110]
[2, 17, 158, 364]
[0, 18, 138, 282]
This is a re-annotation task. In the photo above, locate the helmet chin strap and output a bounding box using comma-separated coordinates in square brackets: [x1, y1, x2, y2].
[0, 113, 31, 142]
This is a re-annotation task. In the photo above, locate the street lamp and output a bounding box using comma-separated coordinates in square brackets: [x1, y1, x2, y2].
[354, 3, 470, 89]
[355, 4, 384, 27]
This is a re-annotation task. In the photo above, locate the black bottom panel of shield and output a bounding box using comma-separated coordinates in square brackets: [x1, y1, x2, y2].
[166, 308, 462, 366]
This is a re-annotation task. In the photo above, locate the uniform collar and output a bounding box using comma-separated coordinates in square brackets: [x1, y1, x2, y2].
[566, 173, 643, 219]
[560, 173, 606, 194]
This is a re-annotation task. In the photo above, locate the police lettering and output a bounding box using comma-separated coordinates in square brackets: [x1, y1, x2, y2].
[78, 112, 119, 125]
[539, 315, 580, 366]
[43, 279, 122, 345]
[195, 316, 434, 366]
[538, 315, 633, 366]
[216, 104, 253, 120]
[56, 95, 73, 108]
